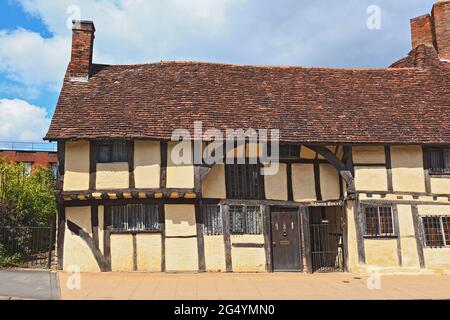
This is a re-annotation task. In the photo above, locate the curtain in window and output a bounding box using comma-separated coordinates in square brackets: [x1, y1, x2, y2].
[203, 205, 222, 235]
[245, 206, 262, 234]
[112, 141, 128, 162]
[229, 206, 244, 234]
[429, 149, 443, 172]
[98, 144, 111, 163]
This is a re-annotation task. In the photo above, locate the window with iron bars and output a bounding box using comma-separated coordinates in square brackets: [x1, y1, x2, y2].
[202, 205, 223, 236]
[364, 206, 395, 237]
[111, 204, 159, 232]
[421, 216, 450, 248]
[229, 205, 263, 235]
[225, 164, 263, 200]
[427, 147, 450, 175]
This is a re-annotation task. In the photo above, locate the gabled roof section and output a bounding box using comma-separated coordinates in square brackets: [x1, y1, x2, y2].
[46, 45, 450, 144]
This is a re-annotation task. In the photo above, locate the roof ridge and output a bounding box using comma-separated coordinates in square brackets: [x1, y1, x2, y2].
[92, 61, 415, 72]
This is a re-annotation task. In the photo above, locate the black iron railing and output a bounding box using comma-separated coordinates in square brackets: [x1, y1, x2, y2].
[310, 223, 344, 273]
[0, 226, 54, 269]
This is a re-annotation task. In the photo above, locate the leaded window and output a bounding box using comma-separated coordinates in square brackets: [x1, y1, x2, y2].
[203, 205, 223, 235]
[111, 204, 159, 232]
[422, 216, 450, 248]
[98, 141, 129, 163]
[428, 147, 450, 174]
[364, 206, 395, 237]
[229, 205, 263, 235]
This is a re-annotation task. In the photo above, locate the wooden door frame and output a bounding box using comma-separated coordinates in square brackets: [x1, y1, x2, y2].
[269, 206, 303, 272]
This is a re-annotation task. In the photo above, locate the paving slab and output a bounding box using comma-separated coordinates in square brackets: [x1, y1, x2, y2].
[58, 272, 450, 300]
[0, 269, 60, 300]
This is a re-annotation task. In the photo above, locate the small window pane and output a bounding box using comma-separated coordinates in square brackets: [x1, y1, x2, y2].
[112, 141, 128, 162]
[226, 164, 262, 199]
[422, 216, 445, 247]
[230, 206, 244, 234]
[444, 149, 450, 171]
[203, 205, 222, 235]
[364, 207, 379, 236]
[442, 217, 450, 246]
[112, 205, 127, 231]
[143, 205, 160, 231]
[21, 162, 32, 175]
[379, 207, 394, 235]
[245, 206, 262, 235]
[51, 163, 58, 177]
[280, 145, 300, 159]
[98, 144, 111, 163]
[429, 148, 443, 172]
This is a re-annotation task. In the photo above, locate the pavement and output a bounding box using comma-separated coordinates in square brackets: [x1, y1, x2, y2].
[57, 272, 450, 300]
[0, 269, 60, 300]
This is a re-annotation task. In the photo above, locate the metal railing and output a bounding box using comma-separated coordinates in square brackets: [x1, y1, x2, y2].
[0, 226, 54, 269]
[310, 223, 344, 273]
[0, 141, 57, 152]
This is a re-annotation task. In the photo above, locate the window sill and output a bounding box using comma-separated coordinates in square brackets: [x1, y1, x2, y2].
[111, 230, 161, 235]
[429, 173, 450, 179]
[363, 235, 398, 239]
[423, 246, 450, 249]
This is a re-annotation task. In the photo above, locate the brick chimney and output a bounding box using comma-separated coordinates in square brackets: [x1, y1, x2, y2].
[410, 14, 434, 48]
[69, 20, 95, 81]
[410, 0, 450, 60]
[432, 0, 450, 60]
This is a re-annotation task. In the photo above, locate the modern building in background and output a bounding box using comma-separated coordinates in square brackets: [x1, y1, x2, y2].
[46, 1, 449, 274]
[0, 142, 58, 175]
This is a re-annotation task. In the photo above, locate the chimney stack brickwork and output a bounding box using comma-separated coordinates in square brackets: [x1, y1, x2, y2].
[432, 0, 450, 60]
[69, 20, 95, 80]
[411, 1, 450, 60]
[411, 14, 434, 48]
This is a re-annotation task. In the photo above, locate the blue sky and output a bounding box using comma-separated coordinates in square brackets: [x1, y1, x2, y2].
[0, 0, 436, 142]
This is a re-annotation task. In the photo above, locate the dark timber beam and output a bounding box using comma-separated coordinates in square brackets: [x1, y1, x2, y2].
[300, 207, 312, 273]
[195, 201, 206, 272]
[67, 220, 111, 272]
[56, 204, 66, 270]
[89, 141, 97, 191]
[306, 145, 356, 198]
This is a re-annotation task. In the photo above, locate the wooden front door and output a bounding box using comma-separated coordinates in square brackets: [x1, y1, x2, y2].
[271, 208, 301, 271]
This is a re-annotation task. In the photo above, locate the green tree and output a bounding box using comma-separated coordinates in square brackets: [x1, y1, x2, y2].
[0, 157, 56, 227]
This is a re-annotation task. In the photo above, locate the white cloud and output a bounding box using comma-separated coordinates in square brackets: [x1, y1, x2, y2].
[0, 0, 436, 96]
[0, 0, 239, 95]
[0, 29, 69, 91]
[0, 99, 51, 142]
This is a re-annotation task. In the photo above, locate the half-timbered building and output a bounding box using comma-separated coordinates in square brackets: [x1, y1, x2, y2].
[46, 1, 450, 274]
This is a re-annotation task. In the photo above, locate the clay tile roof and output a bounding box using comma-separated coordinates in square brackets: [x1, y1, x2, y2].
[45, 45, 450, 144]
